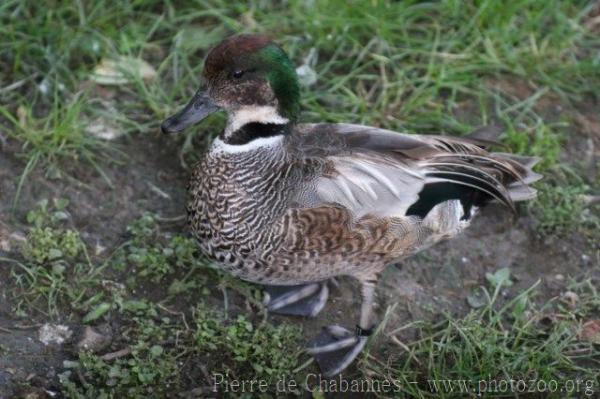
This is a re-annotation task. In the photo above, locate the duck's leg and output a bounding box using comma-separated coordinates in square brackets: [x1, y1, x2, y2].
[263, 281, 329, 317]
[308, 280, 377, 377]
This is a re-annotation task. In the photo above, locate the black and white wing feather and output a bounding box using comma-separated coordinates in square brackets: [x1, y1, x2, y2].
[288, 123, 541, 220]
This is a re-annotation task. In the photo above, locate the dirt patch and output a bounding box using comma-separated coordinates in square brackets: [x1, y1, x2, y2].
[485, 77, 563, 112]
[0, 134, 188, 248]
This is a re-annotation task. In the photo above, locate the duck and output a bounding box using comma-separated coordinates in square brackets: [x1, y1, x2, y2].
[161, 34, 542, 377]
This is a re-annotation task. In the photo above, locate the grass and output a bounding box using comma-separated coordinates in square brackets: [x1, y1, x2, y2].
[1, 0, 599, 397]
[530, 179, 597, 237]
[2, 1, 599, 134]
[0, 93, 112, 204]
[362, 277, 600, 398]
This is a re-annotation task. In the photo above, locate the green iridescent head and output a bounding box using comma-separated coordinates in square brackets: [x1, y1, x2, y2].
[161, 34, 301, 134]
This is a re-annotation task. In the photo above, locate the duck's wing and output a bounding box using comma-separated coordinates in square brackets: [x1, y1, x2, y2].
[287, 123, 541, 220]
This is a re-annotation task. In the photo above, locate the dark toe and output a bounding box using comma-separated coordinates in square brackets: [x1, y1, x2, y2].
[265, 282, 328, 317]
[309, 326, 367, 377]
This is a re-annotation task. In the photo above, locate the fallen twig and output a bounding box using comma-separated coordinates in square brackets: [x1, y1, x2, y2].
[100, 347, 132, 361]
[12, 323, 42, 330]
[155, 214, 187, 223]
[157, 303, 189, 330]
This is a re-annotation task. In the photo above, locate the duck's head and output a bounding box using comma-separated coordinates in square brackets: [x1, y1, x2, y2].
[161, 34, 300, 136]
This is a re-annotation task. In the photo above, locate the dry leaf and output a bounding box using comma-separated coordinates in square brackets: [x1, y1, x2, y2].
[296, 65, 317, 87]
[91, 56, 157, 85]
[560, 291, 579, 309]
[85, 117, 122, 140]
[580, 320, 600, 344]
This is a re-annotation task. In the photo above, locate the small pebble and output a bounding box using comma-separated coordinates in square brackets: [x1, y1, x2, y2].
[76, 326, 111, 353]
[38, 324, 72, 346]
[95, 242, 106, 256]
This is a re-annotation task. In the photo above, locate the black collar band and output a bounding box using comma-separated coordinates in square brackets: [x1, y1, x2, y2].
[224, 122, 291, 145]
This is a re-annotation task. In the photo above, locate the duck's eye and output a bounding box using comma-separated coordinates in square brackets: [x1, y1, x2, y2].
[232, 70, 244, 79]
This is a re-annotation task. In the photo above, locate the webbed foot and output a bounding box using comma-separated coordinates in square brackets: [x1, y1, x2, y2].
[307, 325, 372, 377]
[263, 282, 329, 317]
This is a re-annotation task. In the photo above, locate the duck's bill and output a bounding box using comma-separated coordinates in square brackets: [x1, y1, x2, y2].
[161, 90, 219, 134]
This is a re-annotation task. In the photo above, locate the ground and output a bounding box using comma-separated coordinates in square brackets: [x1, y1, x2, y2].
[0, 1, 599, 398]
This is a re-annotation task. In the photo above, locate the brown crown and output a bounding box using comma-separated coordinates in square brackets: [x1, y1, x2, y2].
[203, 34, 273, 79]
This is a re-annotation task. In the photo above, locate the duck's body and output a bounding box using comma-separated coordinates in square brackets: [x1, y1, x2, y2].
[188, 122, 536, 286]
[162, 34, 541, 376]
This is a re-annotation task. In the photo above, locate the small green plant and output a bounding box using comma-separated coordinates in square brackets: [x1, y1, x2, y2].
[112, 213, 201, 282]
[125, 213, 159, 242]
[61, 351, 179, 398]
[25, 198, 71, 228]
[23, 227, 83, 264]
[8, 200, 103, 316]
[61, 305, 182, 397]
[485, 267, 513, 288]
[194, 306, 304, 386]
[21, 198, 83, 263]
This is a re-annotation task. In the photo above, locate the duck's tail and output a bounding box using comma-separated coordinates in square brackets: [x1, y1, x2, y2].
[462, 126, 543, 203]
[489, 152, 543, 202]
[411, 130, 543, 219]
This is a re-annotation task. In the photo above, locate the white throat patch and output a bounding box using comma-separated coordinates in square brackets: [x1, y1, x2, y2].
[225, 106, 289, 136]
